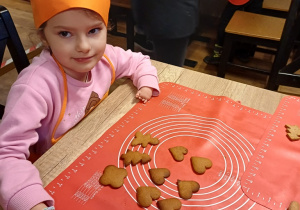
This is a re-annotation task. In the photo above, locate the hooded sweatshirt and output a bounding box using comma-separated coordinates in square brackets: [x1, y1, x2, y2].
[0, 44, 160, 210]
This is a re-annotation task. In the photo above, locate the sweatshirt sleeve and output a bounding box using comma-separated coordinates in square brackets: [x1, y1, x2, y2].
[0, 83, 54, 210]
[104, 45, 160, 96]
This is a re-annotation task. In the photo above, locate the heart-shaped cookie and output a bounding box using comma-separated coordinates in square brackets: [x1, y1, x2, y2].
[157, 198, 182, 210]
[136, 186, 161, 207]
[169, 146, 188, 161]
[191, 156, 212, 174]
[177, 180, 200, 199]
[149, 168, 170, 185]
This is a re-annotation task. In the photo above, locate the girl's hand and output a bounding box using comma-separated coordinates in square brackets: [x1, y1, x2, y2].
[136, 87, 153, 103]
[30, 203, 48, 210]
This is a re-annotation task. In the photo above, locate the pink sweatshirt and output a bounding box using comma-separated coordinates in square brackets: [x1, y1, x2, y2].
[0, 44, 160, 210]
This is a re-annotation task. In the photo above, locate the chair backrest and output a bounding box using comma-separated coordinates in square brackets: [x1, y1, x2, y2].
[267, 0, 300, 89]
[274, 0, 300, 63]
[0, 5, 30, 73]
[0, 5, 30, 119]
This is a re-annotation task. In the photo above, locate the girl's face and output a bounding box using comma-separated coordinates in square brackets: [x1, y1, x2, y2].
[42, 9, 107, 81]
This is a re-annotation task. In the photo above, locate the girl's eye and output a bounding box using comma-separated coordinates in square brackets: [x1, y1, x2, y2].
[59, 31, 71, 38]
[89, 28, 100, 34]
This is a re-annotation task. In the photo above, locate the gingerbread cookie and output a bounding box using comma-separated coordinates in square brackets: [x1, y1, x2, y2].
[121, 149, 151, 166]
[169, 146, 188, 161]
[285, 125, 300, 141]
[136, 186, 161, 207]
[157, 198, 182, 210]
[177, 180, 200, 199]
[131, 131, 159, 148]
[99, 165, 127, 188]
[149, 168, 170, 185]
[288, 201, 300, 210]
[191, 156, 213, 174]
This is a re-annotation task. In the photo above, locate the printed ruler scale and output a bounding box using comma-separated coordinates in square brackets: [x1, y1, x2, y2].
[241, 96, 300, 209]
[45, 82, 299, 209]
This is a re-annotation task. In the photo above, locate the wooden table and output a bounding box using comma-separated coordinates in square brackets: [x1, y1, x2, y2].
[34, 61, 286, 187]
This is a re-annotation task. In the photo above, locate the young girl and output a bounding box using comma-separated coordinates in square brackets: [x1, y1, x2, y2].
[0, 0, 160, 209]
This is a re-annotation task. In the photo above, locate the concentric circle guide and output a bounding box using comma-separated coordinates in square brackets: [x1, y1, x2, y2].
[119, 114, 261, 209]
[45, 82, 274, 209]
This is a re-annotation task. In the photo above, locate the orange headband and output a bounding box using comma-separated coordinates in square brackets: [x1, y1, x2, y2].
[31, 0, 110, 28]
[228, 0, 250, 5]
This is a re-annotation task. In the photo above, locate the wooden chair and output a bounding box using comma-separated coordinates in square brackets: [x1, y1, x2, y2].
[217, 0, 300, 91]
[262, 0, 291, 17]
[109, 0, 134, 51]
[0, 5, 30, 118]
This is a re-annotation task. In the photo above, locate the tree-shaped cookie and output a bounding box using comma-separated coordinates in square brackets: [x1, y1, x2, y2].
[131, 131, 159, 147]
[120, 149, 151, 166]
[285, 124, 300, 141]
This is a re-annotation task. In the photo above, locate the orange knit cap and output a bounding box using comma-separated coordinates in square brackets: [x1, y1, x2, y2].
[228, 0, 250, 5]
[30, 0, 111, 28]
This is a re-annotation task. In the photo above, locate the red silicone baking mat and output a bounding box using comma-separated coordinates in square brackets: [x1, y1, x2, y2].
[241, 96, 300, 209]
[45, 82, 274, 209]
